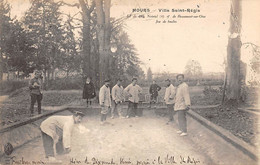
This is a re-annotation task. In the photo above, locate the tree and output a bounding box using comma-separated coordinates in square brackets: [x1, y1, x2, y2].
[184, 60, 203, 79]
[58, 15, 80, 77]
[0, 0, 12, 80]
[0, 0, 34, 79]
[226, 0, 242, 101]
[23, 0, 64, 85]
[5, 20, 35, 77]
[147, 67, 153, 81]
[110, 26, 144, 82]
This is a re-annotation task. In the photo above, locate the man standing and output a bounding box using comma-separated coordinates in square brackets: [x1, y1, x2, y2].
[40, 111, 84, 163]
[124, 78, 142, 118]
[111, 78, 125, 118]
[29, 70, 43, 116]
[164, 79, 176, 124]
[149, 80, 161, 108]
[99, 79, 112, 124]
[174, 74, 191, 136]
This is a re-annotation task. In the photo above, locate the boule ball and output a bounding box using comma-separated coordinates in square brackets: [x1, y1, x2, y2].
[4, 142, 14, 155]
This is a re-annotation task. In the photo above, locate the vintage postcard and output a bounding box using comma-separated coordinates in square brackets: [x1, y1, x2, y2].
[0, 0, 259, 165]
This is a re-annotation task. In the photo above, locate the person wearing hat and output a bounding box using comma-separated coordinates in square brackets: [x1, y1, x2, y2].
[29, 69, 43, 116]
[124, 78, 142, 118]
[164, 79, 176, 124]
[174, 74, 191, 136]
[111, 78, 125, 118]
[99, 79, 112, 124]
[40, 111, 84, 163]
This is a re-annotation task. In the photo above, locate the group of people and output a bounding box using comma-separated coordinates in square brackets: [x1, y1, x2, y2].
[98, 77, 143, 124]
[29, 70, 191, 163]
[91, 74, 191, 137]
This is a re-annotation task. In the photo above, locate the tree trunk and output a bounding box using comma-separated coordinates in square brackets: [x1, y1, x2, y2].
[78, 0, 92, 78]
[43, 70, 47, 90]
[0, 56, 3, 80]
[94, 36, 100, 88]
[0, 1, 3, 81]
[226, 0, 242, 101]
[66, 70, 69, 78]
[95, 0, 111, 87]
[104, 0, 111, 76]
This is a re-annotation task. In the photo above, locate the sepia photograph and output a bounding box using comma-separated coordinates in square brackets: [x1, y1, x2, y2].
[0, 0, 259, 164]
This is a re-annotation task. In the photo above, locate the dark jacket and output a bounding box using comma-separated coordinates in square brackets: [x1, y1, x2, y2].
[82, 82, 96, 99]
[29, 77, 43, 95]
[149, 84, 161, 97]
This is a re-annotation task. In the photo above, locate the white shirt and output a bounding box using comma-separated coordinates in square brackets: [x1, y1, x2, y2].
[99, 85, 112, 106]
[124, 83, 142, 103]
[112, 84, 124, 102]
[174, 82, 191, 111]
[40, 116, 74, 148]
[164, 84, 176, 105]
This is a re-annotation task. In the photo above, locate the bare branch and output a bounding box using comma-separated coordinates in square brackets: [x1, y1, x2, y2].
[72, 12, 81, 18]
[61, 13, 82, 22]
[57, 1, 80, 8]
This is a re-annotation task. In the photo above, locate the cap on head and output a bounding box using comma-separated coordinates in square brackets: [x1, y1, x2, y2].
[74, 111, 85, 117]
[132, 77, 137, 81]
[176, 74, 184, 79]
[104, 79, 110, 83]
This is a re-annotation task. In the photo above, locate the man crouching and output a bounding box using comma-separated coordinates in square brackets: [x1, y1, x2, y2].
[40, 111, 84, 163]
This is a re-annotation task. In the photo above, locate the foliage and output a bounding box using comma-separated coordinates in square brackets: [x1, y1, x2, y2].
[0, 0, 145, 88]
[0, 0, 33, 78]
[203, 86, 223, 102]
[57, 15, 81, 75]
[147, 67, 153, 81]
[193, 106, 257, 145]
[243, 43, 260, 86]
[110, 26, 145, 83]
[0, 80, 29, 95]
[5, 20, 35, 76]
[22, 0, 64, 75]
[48, 77, 83, 90]
[0, 0, 11, 79]
[184, 60, 203, 79]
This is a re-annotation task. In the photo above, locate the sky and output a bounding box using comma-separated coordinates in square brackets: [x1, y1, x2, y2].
[8, 0, 260, 74]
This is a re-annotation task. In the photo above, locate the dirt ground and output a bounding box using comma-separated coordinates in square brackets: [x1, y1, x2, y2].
[0, 86, 258, 151]
[3, 110, 256, 165]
